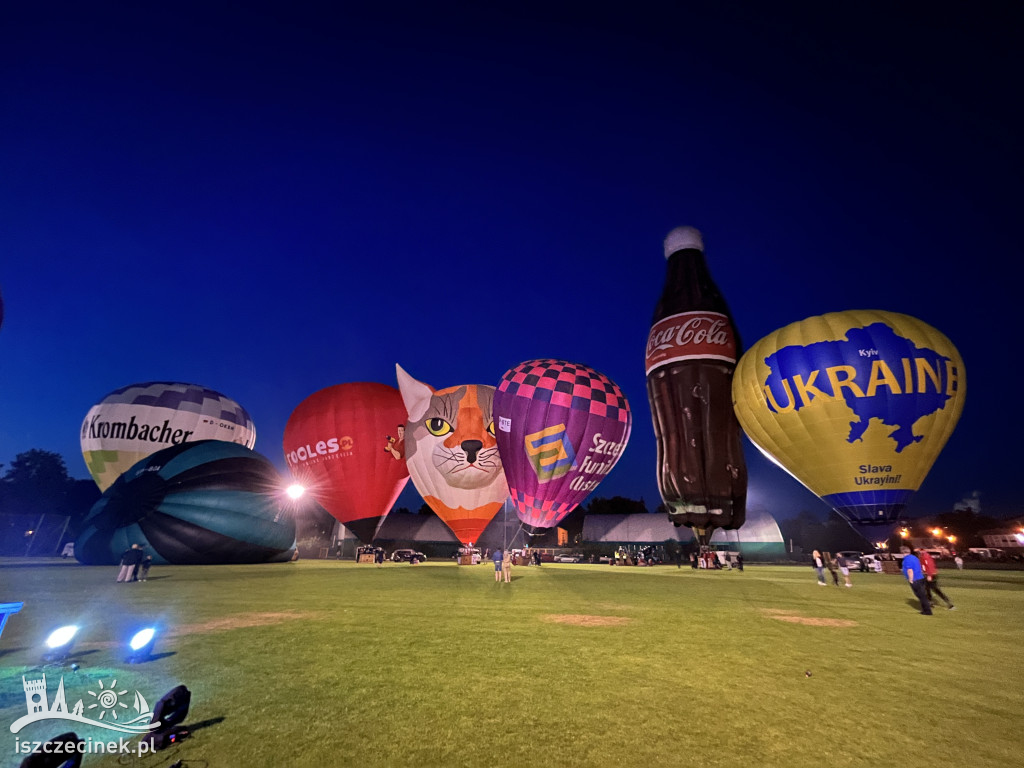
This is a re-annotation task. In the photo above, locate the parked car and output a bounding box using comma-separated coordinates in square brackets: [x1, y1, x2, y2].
[391, 549, 427, 563]
[553, 553, 583, 563]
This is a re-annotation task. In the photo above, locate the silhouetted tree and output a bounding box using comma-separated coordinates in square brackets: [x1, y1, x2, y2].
[0, 450, 100, 554]
[932, 509, 1004, 548]
[777, 508, 873, 554]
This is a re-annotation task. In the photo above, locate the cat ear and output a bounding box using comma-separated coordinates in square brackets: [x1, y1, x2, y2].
[396, 364, 435, 421]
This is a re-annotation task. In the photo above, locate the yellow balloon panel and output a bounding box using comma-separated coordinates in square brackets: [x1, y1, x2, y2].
[732, 310, 965, 524]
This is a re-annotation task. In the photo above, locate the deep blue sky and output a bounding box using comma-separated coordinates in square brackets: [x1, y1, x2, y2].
[2, 3, 1021, 521]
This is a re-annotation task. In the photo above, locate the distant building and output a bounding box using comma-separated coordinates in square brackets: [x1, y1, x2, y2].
[980, 527, 1024, 553]
[581, 507, 786, 558]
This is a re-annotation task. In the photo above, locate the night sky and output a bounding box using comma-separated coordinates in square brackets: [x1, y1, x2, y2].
[2, 3, 1021, 521]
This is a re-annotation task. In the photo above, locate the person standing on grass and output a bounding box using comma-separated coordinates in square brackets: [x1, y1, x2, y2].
[493, 548, 503, 582]
[903, 548, 933, 615]
[812, 550, 826, 585]
[825, 554, 840, 586]
[955, 555, 964, 570]
[116, 544, 142, 582]
[919, 549, 955, 610]
[836, 553, 852, 587]
[502, 548, 512, 583]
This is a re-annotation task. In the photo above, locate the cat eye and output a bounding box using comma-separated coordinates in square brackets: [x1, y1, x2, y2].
[487, 422, 495, 437]
[425, 417, 453, 436]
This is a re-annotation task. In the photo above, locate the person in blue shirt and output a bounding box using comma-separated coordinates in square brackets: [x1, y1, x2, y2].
[903, 549, 933, 615]
[492, 548, 503, 583]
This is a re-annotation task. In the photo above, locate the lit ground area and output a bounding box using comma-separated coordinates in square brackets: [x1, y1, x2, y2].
[2, 558, 1020, 767]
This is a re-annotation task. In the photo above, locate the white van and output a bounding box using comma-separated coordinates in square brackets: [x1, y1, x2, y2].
[968, 547, 1003, 559]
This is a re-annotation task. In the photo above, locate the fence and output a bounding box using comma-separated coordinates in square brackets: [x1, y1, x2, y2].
[0, 513, 72, 556]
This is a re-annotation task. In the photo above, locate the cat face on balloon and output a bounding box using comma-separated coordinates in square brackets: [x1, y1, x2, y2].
[396, 367, 504, 491]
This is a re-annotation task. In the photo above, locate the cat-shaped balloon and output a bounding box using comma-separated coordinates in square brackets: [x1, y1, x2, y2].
[396, 365, 509, 545]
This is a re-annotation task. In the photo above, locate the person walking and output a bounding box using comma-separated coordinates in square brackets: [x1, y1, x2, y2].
[903, 548, 933, 615]
[836, 553, 853, 587]
[954, 555, 964, 570]
[130, 546, 148, 581]
[919, 549, 955, 609]
[492, 548, 503, 582]
[736, 552, 744, 572]
[812, 550, 827, 585]
[139, 555, 153, 581]
[502, 548, 512, 583]
[825, 554, 840, 586]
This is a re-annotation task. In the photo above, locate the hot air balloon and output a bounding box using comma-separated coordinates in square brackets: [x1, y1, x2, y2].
[283, 382, 409, 544]
[75, 440, 296, 565]
[81, 382, 257, 492]
[732, 310, 966, 527]
[395, 365, 509, 545]
[493, 359, 631, 533]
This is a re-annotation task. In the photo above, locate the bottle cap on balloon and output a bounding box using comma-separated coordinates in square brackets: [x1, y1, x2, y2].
[664, 226, 704, 258]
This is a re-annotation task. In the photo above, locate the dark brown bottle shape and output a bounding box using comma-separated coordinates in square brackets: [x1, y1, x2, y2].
[645, 226, 747, 545]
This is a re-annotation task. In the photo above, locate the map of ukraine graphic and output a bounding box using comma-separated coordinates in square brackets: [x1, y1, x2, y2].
[762, 323, 953, 453]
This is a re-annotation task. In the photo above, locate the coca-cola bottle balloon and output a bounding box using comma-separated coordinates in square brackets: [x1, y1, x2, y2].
[645, 226, 747, 546]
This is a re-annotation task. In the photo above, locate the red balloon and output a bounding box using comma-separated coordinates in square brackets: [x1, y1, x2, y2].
[283, 383, 409, 543]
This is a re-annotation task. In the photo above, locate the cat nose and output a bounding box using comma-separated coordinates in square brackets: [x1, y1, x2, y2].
[462, 440, 483, 463]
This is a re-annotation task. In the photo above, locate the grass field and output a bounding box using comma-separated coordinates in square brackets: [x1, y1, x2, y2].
[1, 558, 1021, 768]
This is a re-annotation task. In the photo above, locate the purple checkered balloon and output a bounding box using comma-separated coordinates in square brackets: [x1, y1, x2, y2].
[493, 359, 632, 531]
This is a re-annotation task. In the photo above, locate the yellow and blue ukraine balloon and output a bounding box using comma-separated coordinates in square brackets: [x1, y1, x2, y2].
[732, 310, 965, 524]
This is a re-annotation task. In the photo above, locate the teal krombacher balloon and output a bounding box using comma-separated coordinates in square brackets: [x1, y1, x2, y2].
[76, 440, 296, 565]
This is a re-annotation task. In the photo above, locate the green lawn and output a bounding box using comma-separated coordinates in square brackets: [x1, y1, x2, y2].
[1, 558, 1020, 767]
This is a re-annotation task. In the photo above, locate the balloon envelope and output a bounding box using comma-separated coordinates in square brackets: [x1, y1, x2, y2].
[494, 359, 631, 531]
[283, 382, 409, 543]
[732, 310, 966, 525]
[81, 381, 256, 492]
[75, 440, 296, 565]
[396, 366, 508, 545]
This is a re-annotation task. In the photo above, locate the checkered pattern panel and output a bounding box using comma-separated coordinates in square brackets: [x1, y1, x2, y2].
[102, 382, 254, 427]
[498, 359, 630, 423]
[509, 486, 576, 529]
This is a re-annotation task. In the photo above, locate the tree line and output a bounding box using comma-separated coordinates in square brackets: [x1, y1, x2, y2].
[1, 448, 1009, 556]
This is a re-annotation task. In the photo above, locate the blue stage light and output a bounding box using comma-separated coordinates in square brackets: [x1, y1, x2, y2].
[126, 627, 157, 662]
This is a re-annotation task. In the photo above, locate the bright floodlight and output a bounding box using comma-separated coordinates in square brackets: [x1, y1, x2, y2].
[286, 484, 305, 500]
[130, 628, 156, 650]
[43, 625, 79, 661]
[46, 625, 78, 649]
[126, 627, 157, 663]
